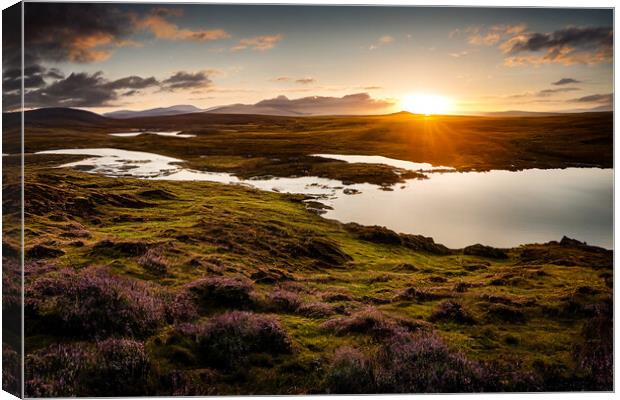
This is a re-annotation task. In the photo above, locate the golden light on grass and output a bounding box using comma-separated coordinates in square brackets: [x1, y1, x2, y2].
[400, 94, 453, 116]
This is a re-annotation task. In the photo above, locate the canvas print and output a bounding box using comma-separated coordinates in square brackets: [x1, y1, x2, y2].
[2, 2, 613, 397]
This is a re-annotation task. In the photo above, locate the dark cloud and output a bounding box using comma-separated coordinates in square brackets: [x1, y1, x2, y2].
[19, 3, 135, 67]
[552, 78, 581, 86]
[501, 26, 612, 65]
[23, 72, 118, 108]
[3, 64, 66, 96]
[569, 93, 612, 104]
[161, 71, 212, 91]
[105, 76, 159, 90]
[3, 69, 210, 110]
[537, 87, 581, 97]
[503, 27, 611, 54]
[295, 77, 316, 85]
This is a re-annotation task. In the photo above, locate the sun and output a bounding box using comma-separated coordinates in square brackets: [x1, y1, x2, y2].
[400, 94, 452, 116]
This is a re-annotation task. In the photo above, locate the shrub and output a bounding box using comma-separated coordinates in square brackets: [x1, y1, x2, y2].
[374, 332, 484, 393]
[25, 339, 150, 397]
[573, 299, 613, 390]
[296, 301, 335, 318]
[2, 343, 20, 395]
[322, 307, 427, 338]
[25, 266, 166, 337]
[325, 346, 374, 394]
[186, 275, 254, 308]
[138, 247, 169, 275]
[162, 290, 199, 323]
[188, 311, 293, 369]
[395, 286, 443, 302]
[430, 300, 476, 324]
[268, 289, 302, 312]
[485, 304, 526, 323]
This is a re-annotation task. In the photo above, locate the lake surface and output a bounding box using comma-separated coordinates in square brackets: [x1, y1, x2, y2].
[110, 131, 196, 138]
[37, 148, 613, 249]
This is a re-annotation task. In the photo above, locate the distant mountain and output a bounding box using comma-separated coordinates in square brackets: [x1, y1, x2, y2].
[3, 107, 110, 129]
[206, 103, 308, 117]
[479, 110, 565, 117]
[206, 93, 395, 116]
[104, 105, 204, 119]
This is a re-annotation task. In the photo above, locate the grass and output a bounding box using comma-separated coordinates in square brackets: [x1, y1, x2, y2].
[1, 110, 612, 394]
[13, 160, 612, 395]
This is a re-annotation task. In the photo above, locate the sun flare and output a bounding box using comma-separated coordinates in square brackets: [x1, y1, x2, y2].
[401, 94, 452, 116]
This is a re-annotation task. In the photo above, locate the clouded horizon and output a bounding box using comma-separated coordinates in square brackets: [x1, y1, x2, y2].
[2, 3, 613, 114]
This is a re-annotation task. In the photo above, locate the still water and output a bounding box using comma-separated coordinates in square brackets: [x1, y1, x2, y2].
[37, 148, 613, 249]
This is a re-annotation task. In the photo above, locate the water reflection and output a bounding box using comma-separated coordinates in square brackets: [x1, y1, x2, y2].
[36, 148, 613, 249]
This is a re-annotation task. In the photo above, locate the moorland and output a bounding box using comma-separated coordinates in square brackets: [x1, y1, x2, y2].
[1, 109, 613, 395]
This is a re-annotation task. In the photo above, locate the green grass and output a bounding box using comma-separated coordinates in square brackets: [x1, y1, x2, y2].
[15, 161, 612, 394]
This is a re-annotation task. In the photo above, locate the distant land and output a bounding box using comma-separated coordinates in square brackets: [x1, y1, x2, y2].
[103, 105, 204, 119]
[99, 102, 611, 119]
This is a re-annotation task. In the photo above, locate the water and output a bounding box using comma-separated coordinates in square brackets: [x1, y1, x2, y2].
[36, 148, 613, 249]
[311, 154, 454, 171]
[109, 131, 196, 138]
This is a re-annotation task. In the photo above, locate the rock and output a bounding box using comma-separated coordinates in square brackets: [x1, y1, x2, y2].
[463, 244, 508, 259]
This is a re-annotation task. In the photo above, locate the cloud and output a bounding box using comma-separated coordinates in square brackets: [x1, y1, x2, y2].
[271, 76, 290, 82]
[295, 77, 316, 85]
[449, 50, 470, 58]
[104, 76, 159, 90]
[507, 87, 581, 99]
[4, 69, 213, 110]
[369, 35, 395, 50]
[569, 93, 612, 104]
[537, 87, 581, 97]
[135, 8, 230, 41]
[500, 26, 612, 66]
[231, 34, 283, 51]
[252, 93, 395, 115]
[552, 78, 582, 85]
[6, 4, 230, 70]
[161, 71, 212, 91]
[22, 72, 119, 108]
[17, 3, 136, 67]
[465, 24, 527, 46]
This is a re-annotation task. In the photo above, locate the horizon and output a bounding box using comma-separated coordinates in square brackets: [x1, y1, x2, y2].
[3, 4, 613, 115]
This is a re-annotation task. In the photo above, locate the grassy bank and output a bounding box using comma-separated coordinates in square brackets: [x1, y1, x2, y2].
[9, 156, 612, 395]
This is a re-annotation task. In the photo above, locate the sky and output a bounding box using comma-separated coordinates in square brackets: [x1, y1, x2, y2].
[2, 3, 613, 114]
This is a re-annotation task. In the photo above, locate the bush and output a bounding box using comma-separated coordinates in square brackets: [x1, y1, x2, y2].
[322, 307, 427, 338]
[25, 266, 166, 337]
[268, 289, 302, 312]
[430, 300, 476, 325]
[186, 275, 254, 308]
[25, 339, 150, 397]
[374, 332, 484, 393]
[573, 299, 613, 390]
[485, 304, 526, 323]
[325, 346, 374, 394]
[2, 343, 20, 396]
[187, 311, 293, 369]
[296, 301, 335, 318]
[138, 247, 169, 275]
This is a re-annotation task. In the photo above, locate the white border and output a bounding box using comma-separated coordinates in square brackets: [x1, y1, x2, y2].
[0, 1, 616, 399]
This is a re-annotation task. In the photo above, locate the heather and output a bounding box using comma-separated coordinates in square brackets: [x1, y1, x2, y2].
[181, 311, 293, 370]
[25, 339, 150, 397]
[18, 160, 613, 394]
[25, 266, 167, 337]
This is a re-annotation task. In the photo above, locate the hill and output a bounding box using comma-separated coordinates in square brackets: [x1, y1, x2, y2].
[104, 105, 204, 119]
